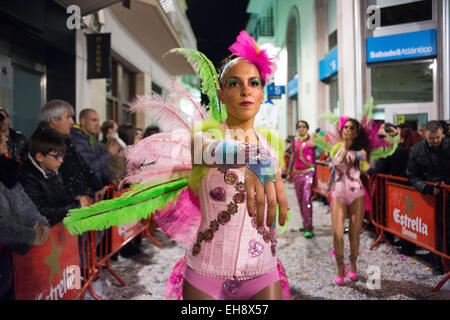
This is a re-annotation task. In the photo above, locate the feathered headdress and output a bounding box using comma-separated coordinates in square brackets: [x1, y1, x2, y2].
[313, 97, 398, 160]
[166, 48, 227, 123]
[227, 30, 277, 83]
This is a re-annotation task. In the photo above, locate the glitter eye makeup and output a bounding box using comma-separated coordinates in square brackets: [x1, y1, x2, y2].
[224, 76, 262, 89]
[249, 78, 260, 87]
[226, 78, 239, 87]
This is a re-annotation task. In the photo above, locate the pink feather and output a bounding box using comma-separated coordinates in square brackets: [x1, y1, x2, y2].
[165, 80, 206, 122]
[154, 188, 201, 248]
[338, 116, 348, 131]
[123, 131, 192, 185]
[129, 95, 191, 131]
[228, 30, 277, 83]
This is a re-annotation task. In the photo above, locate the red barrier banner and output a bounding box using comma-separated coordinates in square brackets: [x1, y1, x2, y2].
[111, 221, 144, 252]
[12, 223, 81, 300]
[386, 182, 436, 249]
[315, 165, 331, 196]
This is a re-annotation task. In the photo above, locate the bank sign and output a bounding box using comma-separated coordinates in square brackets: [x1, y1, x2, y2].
[366, 29, 437, 63]
[319, 47, 338, 81]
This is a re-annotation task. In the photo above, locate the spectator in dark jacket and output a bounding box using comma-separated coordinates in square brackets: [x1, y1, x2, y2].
[370, 128, 423, 177]
[0, 133, 50, 300]
[407, 121, 450, 194]
[33, 100, 105, 202]
[407, 120, 450, 274]
[18, 130, 90, 226]
[71, 109, 118, 186]
[0, 107, 26, 162]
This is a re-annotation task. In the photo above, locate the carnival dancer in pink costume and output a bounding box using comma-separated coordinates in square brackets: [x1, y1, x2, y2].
[287, 120, 316, 238]
[329, 118, 370, 285]
[313, 101, 398, 286]
[63, 30, 291, 300]
[181, 33, 289, 300]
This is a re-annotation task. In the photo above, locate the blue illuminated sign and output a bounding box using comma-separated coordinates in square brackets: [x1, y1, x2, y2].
[366, 29, 437, 63]
[288, 77, 298, 97]
[266, 84, 285, 97]
[319, 47, 338, 81]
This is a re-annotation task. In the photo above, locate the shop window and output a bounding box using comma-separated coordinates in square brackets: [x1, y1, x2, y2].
[328, 30, 337, 51]
[106, 61, 136, 125]
[374, 0, 433, 27]
[371, 60, 433, 104]
[152, 82, 162, 95]
[328, 76, 339, 114]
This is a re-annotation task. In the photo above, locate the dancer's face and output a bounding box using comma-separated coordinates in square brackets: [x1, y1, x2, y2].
[219, 59, 264, 124]
[342, 120, 357, 141]
[297, 122, 308, 137]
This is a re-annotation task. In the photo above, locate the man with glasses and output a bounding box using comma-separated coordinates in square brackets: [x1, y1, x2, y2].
[18, 129, 90, 226]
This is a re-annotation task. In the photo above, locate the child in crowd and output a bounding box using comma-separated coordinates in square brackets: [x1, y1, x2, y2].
[18, 129, 90, 226]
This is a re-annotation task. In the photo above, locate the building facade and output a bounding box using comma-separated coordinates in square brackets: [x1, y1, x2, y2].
[0, 0, 198, 139]
[247, 0, 449, 140]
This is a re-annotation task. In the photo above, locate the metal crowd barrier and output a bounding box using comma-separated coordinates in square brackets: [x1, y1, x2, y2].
[8, 184, 162, 300]
[312, 162, 449, 292]
[369, 174, 449, 292]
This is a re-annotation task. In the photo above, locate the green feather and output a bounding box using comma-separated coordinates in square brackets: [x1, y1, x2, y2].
[255, 127, 285, 168]
[370, 140, 398, 160]
[312, 136, 332, 153]
[362, 97, 374, 125]
[319, 112, 340, 124]
[63, 178, 188, 235]
[166, 48, 227, 123]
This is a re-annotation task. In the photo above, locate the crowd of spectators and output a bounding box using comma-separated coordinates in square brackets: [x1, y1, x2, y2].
[0, 100, 160, 299]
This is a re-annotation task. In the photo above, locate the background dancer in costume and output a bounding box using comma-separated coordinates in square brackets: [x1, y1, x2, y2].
[287, 120, 316, 238]
[329, 119, 370, 285]
[313, 98, 398, 286]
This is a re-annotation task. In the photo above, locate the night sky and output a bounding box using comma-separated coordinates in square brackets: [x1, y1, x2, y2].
[185, 0, 250, 67]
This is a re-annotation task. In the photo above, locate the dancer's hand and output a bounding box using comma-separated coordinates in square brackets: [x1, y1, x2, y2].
[346, 151, 356, 164]
[245, 169, 288, 229]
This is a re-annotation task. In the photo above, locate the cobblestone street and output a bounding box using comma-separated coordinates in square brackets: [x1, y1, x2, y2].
[92, 182, 450, 300]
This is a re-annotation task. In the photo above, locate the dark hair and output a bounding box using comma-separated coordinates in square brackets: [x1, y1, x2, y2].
[143, 125, 160, 138]
[118, 123, 136, 146]
[398, 121, 417, 131]
[218, 54, 266, 88]
[101, 120, 116, 139]
[0, 107, 9, 119]
[424, 120, 443, 133]
[297, 120, 309, 130]
[79, 108, 96, 120]
[439, 120, 449, 137]
[340, 118, 370, 161]
[400, 128, 423, 152]
[28, 129, 66, 157]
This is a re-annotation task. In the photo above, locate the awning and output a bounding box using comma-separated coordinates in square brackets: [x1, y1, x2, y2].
[55, 0, 122, 16]
[110, 0, 195, 75]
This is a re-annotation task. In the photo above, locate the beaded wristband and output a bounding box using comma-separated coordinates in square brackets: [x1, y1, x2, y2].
[207, 140, 277, 186]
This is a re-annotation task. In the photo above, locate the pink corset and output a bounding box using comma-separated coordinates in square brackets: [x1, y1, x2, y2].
[331, 146, 365, 205]
[185, 129, 279, 280]
[293, 138, 315, 171]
